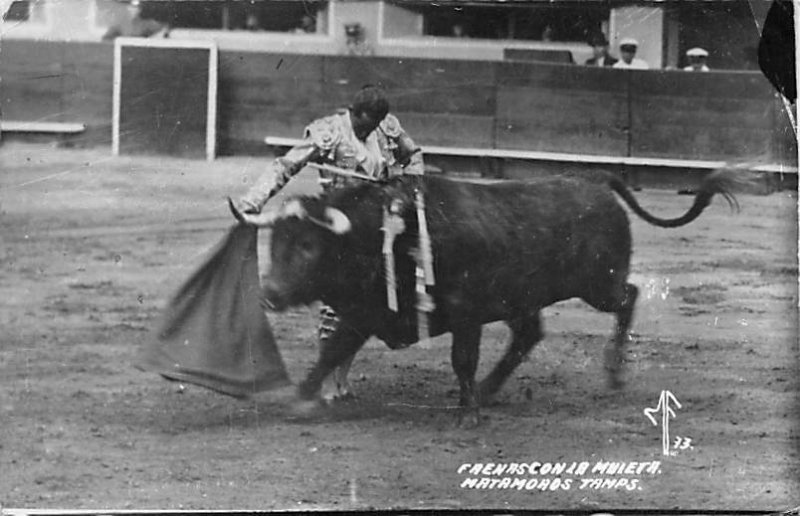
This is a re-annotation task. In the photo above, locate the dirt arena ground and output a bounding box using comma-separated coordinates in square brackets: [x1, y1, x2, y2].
[1, 142, 798, 511]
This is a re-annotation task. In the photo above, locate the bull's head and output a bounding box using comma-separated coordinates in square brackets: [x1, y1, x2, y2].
[230, 198, 352, 310]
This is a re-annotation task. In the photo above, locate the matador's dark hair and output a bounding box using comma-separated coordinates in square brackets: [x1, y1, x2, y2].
[350, 84, 390, 122]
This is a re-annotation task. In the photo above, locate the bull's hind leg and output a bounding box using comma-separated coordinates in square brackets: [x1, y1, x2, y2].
[584, 282, 638, 389]
[478, 313, 542, 404]
[451, 324, 482, 427]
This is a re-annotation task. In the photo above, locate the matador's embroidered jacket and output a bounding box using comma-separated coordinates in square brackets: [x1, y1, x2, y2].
[240, 109, 424, 212]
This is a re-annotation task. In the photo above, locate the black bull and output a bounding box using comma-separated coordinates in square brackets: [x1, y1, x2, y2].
[254, 171, 738, 424]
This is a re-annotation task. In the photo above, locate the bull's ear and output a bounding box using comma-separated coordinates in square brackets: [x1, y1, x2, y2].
[324, 207, 352, 234]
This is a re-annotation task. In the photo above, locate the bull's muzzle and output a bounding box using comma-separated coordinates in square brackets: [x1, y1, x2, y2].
[261, 276, 288, 311]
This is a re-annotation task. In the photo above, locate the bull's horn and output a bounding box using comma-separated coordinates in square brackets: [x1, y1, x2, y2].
[324, 207, 352, 234]
[228, 197, 247, 223]
[227, 198, 279, 227]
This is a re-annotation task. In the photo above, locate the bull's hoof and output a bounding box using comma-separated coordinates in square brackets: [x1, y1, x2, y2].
[337, 390, 357, 402]
[457, 410, 481, 429]
[322, 389, 356, 403]
[603, 347, 626, 390]
[288, 396, 327, 419]
[606, 374, 626, 391]
[477, 381, 500, 406]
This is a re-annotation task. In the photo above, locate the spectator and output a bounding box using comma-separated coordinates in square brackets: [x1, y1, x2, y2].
[613, 38, 649, 70]
[451, 23, 467, 38]
[293, 14, 316, 34]
[684, 47, 710, 72]
[344, 23, 373, 56]
[541, 25, 554, 42]
[102, 0, 169, 40]
[585, 33, 618, 67]
[244, 11, 261, 31]
[245, 12, 260, 31]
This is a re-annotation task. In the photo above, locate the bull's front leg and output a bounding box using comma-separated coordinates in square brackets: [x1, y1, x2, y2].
[297, 323, 367, 406]
[318, 306, 356, 401]
[451, 323, 482, 428]
[325, 353, 355, 402]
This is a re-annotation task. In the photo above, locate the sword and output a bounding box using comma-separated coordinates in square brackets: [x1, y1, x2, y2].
[306, 162, 379, 182]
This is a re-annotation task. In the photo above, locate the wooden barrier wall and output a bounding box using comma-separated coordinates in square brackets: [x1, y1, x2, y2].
[1, 41, 114, 143]
[0, 40, 794, 165]
[630, 70, 777, 161]
[295, 56, 498, 149]
[119, 45, 213, 159]
[495, 63, 628, 156]
[218, 52, 324, 151]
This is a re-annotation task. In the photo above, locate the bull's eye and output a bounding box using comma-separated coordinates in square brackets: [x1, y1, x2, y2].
[298, 239, 316, 256]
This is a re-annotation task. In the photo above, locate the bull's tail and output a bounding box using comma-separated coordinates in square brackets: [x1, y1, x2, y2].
[608, 168, 743, 228]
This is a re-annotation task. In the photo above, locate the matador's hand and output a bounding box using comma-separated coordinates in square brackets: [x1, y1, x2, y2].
[233, 197, 261, 215]
[228, 198, 280, 227]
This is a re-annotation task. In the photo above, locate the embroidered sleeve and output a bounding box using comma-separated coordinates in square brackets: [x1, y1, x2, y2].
[238, 115, 347, 211]
[381, 114, 424, 176]
[305, 115, 343, 154]
[379, 113, 403, 138]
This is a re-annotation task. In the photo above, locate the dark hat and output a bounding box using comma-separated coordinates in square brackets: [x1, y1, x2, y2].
[344, 23, 363, 37]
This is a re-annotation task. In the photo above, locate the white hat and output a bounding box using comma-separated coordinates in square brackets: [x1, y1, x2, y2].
[686, 47, 709, 57]
[620, 37, 639, 48]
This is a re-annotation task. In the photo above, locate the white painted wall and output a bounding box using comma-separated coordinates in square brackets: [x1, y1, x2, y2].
[609, 5, 665, 69]
[1, 0, 104, 40]
[332, 0, 381, 53]
[380, 0, 422, 38]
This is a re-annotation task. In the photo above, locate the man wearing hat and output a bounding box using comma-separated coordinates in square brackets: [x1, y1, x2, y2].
[613, 38, 649, 70]
[684, 47, 710, 72]
[585, 33, 618, 67]
[102, 0, 170, 40]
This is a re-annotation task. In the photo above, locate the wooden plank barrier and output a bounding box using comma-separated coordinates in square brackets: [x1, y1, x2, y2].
[321, 56, 497, 149]
[61, 42, 114, 137]
[0, 41, 67, 124]
[114, 39, 217, 160]
[0, 41, 111, 144]
[218, 52, 325, 148]
[630, 70, 777, 161]
[0, 41, 794, 174]
[0, 121, 85, 133]
[503, 48, 574, 64]
[495, 62, 630, 156]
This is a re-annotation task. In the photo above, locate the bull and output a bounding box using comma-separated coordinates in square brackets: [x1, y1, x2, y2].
[233, 171, 739, 426]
